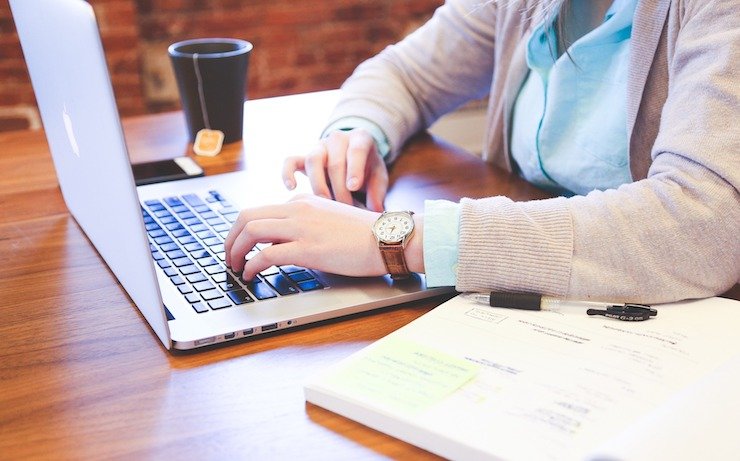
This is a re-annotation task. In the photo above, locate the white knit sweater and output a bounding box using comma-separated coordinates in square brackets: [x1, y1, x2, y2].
[327, 0, 740, 303]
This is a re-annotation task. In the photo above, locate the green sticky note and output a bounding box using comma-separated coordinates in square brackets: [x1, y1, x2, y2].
[324, 337, 479, 414]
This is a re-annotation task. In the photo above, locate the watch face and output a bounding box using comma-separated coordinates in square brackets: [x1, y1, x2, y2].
[373, 211, 414, 244]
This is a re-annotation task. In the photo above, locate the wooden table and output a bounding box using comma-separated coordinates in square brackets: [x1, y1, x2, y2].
[1, 90, 724, 459]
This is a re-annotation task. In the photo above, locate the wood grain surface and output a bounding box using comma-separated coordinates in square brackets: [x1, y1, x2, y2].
[2, 92, 732, 459]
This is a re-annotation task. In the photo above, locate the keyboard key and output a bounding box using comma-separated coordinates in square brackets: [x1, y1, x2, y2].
[227, 290, 253, 305]
[193, 281, 215, 292]
[183, 217, 202, 226]
[152, 251, 164, 261]
[212, 223, 230, 232]
[144, 199, 162, 207]
[178, 285, 193, 294]
[154, 236, 173, 245]
[172, 229, 190, 238]
[199, 211, 217, 219]
[166, 249, 187, 260]
[193, 204, 210, 213]
[182, 194, 205, 207]
[154, 210, 171, 218]
[218, 274, 241, 292]
[145, 223, 160, 231]
[263, 274, 299, 296]
[191, 302, 209, 313]
[185, 293, 201, 303]
[190, 224, 208, 233]
[206, 217, 225, 226]
[287, 270, 313, 283]
[297, 279, 324, 291]
[171, 205, 188, 214]
[208, 298, 232, 310]
[196, 230, 215, 239]
[160, 216, 177, 225]
[157, 259, 171, 269]
[204, 237, 222, 246]
[178, 235, 197, 245]
[170, 275, 185, 286]
[164, 197, 183, 207]
[163, 267, 178, 277]
[197, 257, 218, 267]
[190, 249, 210, 260]
[200, 289, 223, 301]
[186, 272, 208, 283]
[205, 264, 226, 275]
[244, 279, 277, 300]
[148, 229, 166, 238]
[160, 242, 179, 252]
[211, 272, 227, 283]
[184, 242, 204, 252]
[172, 257, 193, 267]
[260, 266, 280, 276]
[179, 265, 200, 275]
[280, 265, 306, 274]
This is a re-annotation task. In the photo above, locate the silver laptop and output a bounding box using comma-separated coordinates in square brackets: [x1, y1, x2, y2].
[11, 0, 451, 350]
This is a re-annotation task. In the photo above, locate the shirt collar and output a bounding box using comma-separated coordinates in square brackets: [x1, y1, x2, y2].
[527, 0, 638, 71]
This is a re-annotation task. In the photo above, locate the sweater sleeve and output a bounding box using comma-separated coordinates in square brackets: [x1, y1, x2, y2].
[325, 0, 497, 162]
[456, 0, 740, 303]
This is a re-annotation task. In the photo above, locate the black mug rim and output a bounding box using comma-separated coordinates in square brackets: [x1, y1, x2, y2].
[168, 38, 253, 59]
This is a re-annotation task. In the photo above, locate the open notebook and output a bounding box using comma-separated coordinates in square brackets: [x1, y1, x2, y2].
[305, 295, 740, 460]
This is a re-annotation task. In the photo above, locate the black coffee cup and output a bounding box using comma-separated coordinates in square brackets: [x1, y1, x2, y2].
[168, 38, 252, 144]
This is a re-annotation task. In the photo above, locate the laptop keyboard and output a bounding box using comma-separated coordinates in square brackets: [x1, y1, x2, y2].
[142, 190, 326, 314]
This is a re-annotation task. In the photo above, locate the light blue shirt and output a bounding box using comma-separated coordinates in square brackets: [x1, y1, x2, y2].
[511, 0, 636, 196]
[423, 0, 637, 287]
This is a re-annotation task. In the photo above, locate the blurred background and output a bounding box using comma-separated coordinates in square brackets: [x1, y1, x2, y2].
[0, 0, 443, 128]
[0, 0, 485, 153]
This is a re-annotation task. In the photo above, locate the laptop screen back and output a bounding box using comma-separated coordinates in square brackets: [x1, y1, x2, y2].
[11, 0, 171, 347]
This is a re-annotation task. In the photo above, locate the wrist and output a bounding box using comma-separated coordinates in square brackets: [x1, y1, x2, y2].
[406, 213, 424, 273]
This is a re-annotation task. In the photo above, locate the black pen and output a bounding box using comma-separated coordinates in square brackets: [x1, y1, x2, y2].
[467, 292, 657, 322]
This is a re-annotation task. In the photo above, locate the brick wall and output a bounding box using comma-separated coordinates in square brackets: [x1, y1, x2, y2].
[0, 0, 441, 131]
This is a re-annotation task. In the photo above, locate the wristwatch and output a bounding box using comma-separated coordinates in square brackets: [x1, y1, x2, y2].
[372, 211, 415, 280]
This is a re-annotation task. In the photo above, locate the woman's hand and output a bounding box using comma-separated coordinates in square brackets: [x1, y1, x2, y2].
[225, 194, 388, 281]
[282, 129, 389, 212]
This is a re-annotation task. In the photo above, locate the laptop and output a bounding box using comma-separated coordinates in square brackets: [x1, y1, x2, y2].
[10, 0, 452, 351]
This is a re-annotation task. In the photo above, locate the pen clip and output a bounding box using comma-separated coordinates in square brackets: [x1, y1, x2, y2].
[587, 303, 657, 322]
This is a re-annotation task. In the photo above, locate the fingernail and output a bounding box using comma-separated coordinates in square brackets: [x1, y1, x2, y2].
[347, 177, 359, 190]
[284, 179, 295, 190]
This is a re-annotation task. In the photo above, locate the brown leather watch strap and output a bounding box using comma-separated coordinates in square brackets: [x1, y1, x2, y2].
[378, 242, 411, 280]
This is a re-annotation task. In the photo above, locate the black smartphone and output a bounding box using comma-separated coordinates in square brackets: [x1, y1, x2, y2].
[132, 156, 204, 186]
